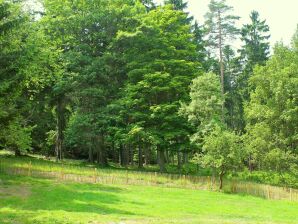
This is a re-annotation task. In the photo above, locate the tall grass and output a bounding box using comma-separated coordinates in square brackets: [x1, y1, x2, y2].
[0, 155, 297, 201]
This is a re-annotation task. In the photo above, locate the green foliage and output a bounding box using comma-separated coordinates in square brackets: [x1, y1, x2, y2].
[235, 170, 298, 188]
[204, 0, 240, 48]
[116, 5, 198, 170]
[244, 40, 298, 173]
[200, 127, 243, 176]
[164, 0, 188, 11]
[240, 11, 270, 73]
[0, 0, 296, 190]
[238, 10, 270, 103]
[2, 118, 33, 154]
[180, 72, 223, 145]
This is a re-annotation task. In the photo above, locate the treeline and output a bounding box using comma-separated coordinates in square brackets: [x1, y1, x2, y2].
[0, 0, 297, 187]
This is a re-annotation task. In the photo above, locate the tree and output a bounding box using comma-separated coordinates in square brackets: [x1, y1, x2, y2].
[204, 0, 239, 119]
[200, 127, 243, 190]
[164, 0, 187, 11]
[244, 38, 298, 173]
[180, 72, 224, 146]
[3, 118, 33, 156]
[240, 11, 270, 73]
[192, 21, 209, 71]
[239, 10, 270, 101]
[40, 0, 144, 163]
[181, 72, 244, 189]
[141, 0, 155, 11]
[222, 45, 243, 131]
[116, 5, 198, 171]
[0, 1, 33, 155]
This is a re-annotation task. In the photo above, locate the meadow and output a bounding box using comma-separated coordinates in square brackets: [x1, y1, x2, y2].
[1, 153, 298, 224]
[1, 173, 298, 224]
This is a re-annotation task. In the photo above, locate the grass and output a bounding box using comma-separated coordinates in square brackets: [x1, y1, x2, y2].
[1, 152, 298, 201]
[1, 173, 298, 224]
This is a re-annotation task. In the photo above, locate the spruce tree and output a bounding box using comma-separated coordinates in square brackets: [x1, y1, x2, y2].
[239, 10, 270, 101]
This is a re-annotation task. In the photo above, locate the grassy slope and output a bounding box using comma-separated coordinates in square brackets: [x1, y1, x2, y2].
[0, 173, 297, 224]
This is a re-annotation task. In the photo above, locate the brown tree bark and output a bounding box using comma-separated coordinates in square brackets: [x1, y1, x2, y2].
[138, 142, 143, 169]
[55, 96, 65, 162]
[14, 148, 21, 157]
[219, 170, 225, 190]
[218, 10, 225, 122]
[97, 134, 107, 166]
[177, 151, 182, 171]
[157, 148, 166, 172]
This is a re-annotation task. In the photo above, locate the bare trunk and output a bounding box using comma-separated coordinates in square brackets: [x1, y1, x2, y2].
[97, 134, 107, 166]
[248, 154, 253, 172]
[177, 151, 182, 171]
[183, 151, 188, 164]
[129, 145, 134, 165]
[165, 150, 169, 164]
[55, 96, 65, 161]
[138, 140, 143, 169]
[144, 145, 151, 165]
[218, 10, 225, 122]
[120, 144, 129, 167]
[219, 170, 225, 190]
[88, 145, 94, 163]
[157, 148, 166, 172]
[15, 148, 21, 157]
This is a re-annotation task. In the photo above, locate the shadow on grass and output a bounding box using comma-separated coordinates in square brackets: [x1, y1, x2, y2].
[0, 174, 138, 217]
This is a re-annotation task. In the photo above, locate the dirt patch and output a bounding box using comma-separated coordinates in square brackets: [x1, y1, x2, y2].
[0, 184, 31, 199]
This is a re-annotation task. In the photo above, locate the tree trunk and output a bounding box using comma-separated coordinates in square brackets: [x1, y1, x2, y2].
[157, 148, 166, 172]
[183, 151, 188, 164]
[14, 148, 21, 157]
[138, 143, 143, 169]
[55, 96, 65, 161]
[120, 144, 129, 167]
[120, 144, 124, 166]
[97, 134, 107, 166]
[177, 151, 182, 171]
[88, 145, 94, 163]
[144, 145, 151, 165]
[219, 170, 225, 190]
[218, 10, 225, 122]
[129, 145, 134, 165]
[248, 154, 253, 172]
[165, 150, 169, 164]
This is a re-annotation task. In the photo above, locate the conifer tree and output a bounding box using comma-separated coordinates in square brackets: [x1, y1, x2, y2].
[204, 0, 239, 120]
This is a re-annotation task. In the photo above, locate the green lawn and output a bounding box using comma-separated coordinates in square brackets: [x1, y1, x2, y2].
[0, 173, 297, 224]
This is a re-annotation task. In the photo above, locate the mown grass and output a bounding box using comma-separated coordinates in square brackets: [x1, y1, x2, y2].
[0, 173, 298, 224]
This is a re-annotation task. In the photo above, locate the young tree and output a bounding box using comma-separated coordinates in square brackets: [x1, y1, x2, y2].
[204, 0, 239, 119]
[180, 72, 223, 145]
[201, 127, 243, 190]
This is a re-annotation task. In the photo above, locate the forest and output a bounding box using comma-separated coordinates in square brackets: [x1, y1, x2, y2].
[1, 0, 298, 186]
[0, 0, 298, 224]
[0, 0, 298, 222]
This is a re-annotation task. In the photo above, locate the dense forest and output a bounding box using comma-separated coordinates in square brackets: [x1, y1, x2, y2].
[0, 0, 297, 189]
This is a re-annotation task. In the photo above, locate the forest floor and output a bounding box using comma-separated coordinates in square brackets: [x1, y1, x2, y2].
[1, 173, 298, 224]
